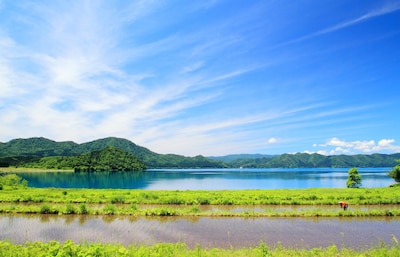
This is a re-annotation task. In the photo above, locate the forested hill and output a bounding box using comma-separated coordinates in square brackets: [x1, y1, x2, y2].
[221, 152, 400, 168]
[0, 137, 224, 169]
[0, 137, 399, 168]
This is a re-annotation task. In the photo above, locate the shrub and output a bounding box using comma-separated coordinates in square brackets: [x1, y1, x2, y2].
[79, 204, 88, 214]
[103, 205, 117, 215]
[40, 204, 53, 214]
[346, 167, 362, 188]
[65, 204, 76, 214]
[111, 195, 125, 204]
[388, 160, 400, 182]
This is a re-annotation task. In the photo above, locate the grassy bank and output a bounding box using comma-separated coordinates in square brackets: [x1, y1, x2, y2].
[0, 240, 399, 257]
[1, 186, 400, 205]
[1, 174, 399, 217]
[1, 187, 400, 217]
[1, 202, 400, 217]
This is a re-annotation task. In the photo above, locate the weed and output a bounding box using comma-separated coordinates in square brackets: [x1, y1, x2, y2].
[103, 204, 116, 215]
[39, 204, 54, 214]
[79, 204, 88, 214]
[64, 204, 76, 214]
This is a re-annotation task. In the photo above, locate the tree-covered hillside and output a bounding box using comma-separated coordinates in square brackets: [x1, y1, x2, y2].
[0, 137, 399, 168]
[18, 146, 146, 171]
[10, 146, 146, 171]
[0, 137, 225, 169]
[0, 137, 78, 157]
[226, 152, 400, 168]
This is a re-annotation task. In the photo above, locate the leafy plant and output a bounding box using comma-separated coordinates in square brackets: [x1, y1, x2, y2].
[388, 160, 400, 182]
[346, 167, 362, 188]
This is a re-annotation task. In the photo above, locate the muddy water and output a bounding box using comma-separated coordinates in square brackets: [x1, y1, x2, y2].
[1, 214, 399, 249]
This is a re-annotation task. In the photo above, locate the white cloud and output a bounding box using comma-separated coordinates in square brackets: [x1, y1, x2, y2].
[268, 138, 278, 143]
[312, 137, 400, 155]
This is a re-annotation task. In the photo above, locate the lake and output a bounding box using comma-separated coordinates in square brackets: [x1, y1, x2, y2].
[13, 168, 393, 189]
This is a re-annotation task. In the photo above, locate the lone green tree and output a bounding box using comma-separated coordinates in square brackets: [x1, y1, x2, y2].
[388, 160, 400, 183]
[346, 167, 362, 188]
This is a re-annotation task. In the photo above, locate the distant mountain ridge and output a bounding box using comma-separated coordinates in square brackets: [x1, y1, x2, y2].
[225, 152, 400, 168]
[208, 154, 277, 162]
[0, 137, 399, 168]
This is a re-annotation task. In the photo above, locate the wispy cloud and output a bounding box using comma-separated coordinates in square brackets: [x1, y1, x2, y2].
[1, 1, 399, 156]
[280, 2, 400, 46]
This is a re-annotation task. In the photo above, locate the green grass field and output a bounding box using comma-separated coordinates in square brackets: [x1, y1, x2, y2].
[1, 183, 400, 216]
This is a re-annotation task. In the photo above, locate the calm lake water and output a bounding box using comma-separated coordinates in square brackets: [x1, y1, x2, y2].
[1, 214, 399, 249]
[13, 168, 393, 189]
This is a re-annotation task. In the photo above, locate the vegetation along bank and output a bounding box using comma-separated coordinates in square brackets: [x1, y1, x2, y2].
[1, 174, 399, 217]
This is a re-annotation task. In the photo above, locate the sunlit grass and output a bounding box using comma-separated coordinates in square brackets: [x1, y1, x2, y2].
[0, 240, 399, 257]
[1, 186, 400, 216]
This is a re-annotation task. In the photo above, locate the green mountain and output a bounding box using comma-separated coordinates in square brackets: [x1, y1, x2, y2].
[225, 152, 400, 168]
[20, 146, 146, 171]
[0, 137, 78, 157]
[0, 137, 399, 169]
[0, 137, 225, 169]
[208, 154, 276, 162]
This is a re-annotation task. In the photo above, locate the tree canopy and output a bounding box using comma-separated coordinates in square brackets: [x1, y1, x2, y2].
[346, 167, 362, 188]
[388, 160, 400, 182]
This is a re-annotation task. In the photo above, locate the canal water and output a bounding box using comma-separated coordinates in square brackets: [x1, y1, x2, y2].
[1, 214, 399, 249]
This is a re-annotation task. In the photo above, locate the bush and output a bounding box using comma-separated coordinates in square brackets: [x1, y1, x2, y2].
[40, 204, 53, 214]
[111, 195, 125, 204]
[103, 205, 116, 215]
[65, 204, 76, 214]
[346, 167, 362, 188]
[389, 160, 400, 182]
[79, 204, 88, 214]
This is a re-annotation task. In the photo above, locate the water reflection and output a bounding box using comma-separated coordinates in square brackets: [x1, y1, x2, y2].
[1, 214, 399, 249]
[10, 168, 393, 189]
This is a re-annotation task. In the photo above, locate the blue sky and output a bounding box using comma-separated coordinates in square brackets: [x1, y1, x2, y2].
[1, 0, 400, 156]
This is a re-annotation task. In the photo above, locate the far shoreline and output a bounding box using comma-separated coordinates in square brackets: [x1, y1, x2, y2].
[0, 167, 74, 173]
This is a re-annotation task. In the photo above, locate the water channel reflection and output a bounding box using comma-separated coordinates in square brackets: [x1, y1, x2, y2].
[1, 214, 399, 249]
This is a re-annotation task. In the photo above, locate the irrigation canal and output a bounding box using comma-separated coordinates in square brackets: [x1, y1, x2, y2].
[1, 214, 399, 249]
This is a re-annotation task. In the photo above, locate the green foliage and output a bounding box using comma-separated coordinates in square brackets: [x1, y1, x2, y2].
[79, 203, 88, 214]
[73, 146, 146, 171]
[226, 152, 400, 168]
[64, 204, 76, 214]
[0, 174, 27, 189]
[0, 137, 225, 169]
[0, 240, 399, 257]
[346, 167, 362, 188]
[39, 204, 55, 214]
[103, 204, 117, 215]
[3, 137, 400, 168]
[15, 146, 147, 171]
[388, 160, 400, 182]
